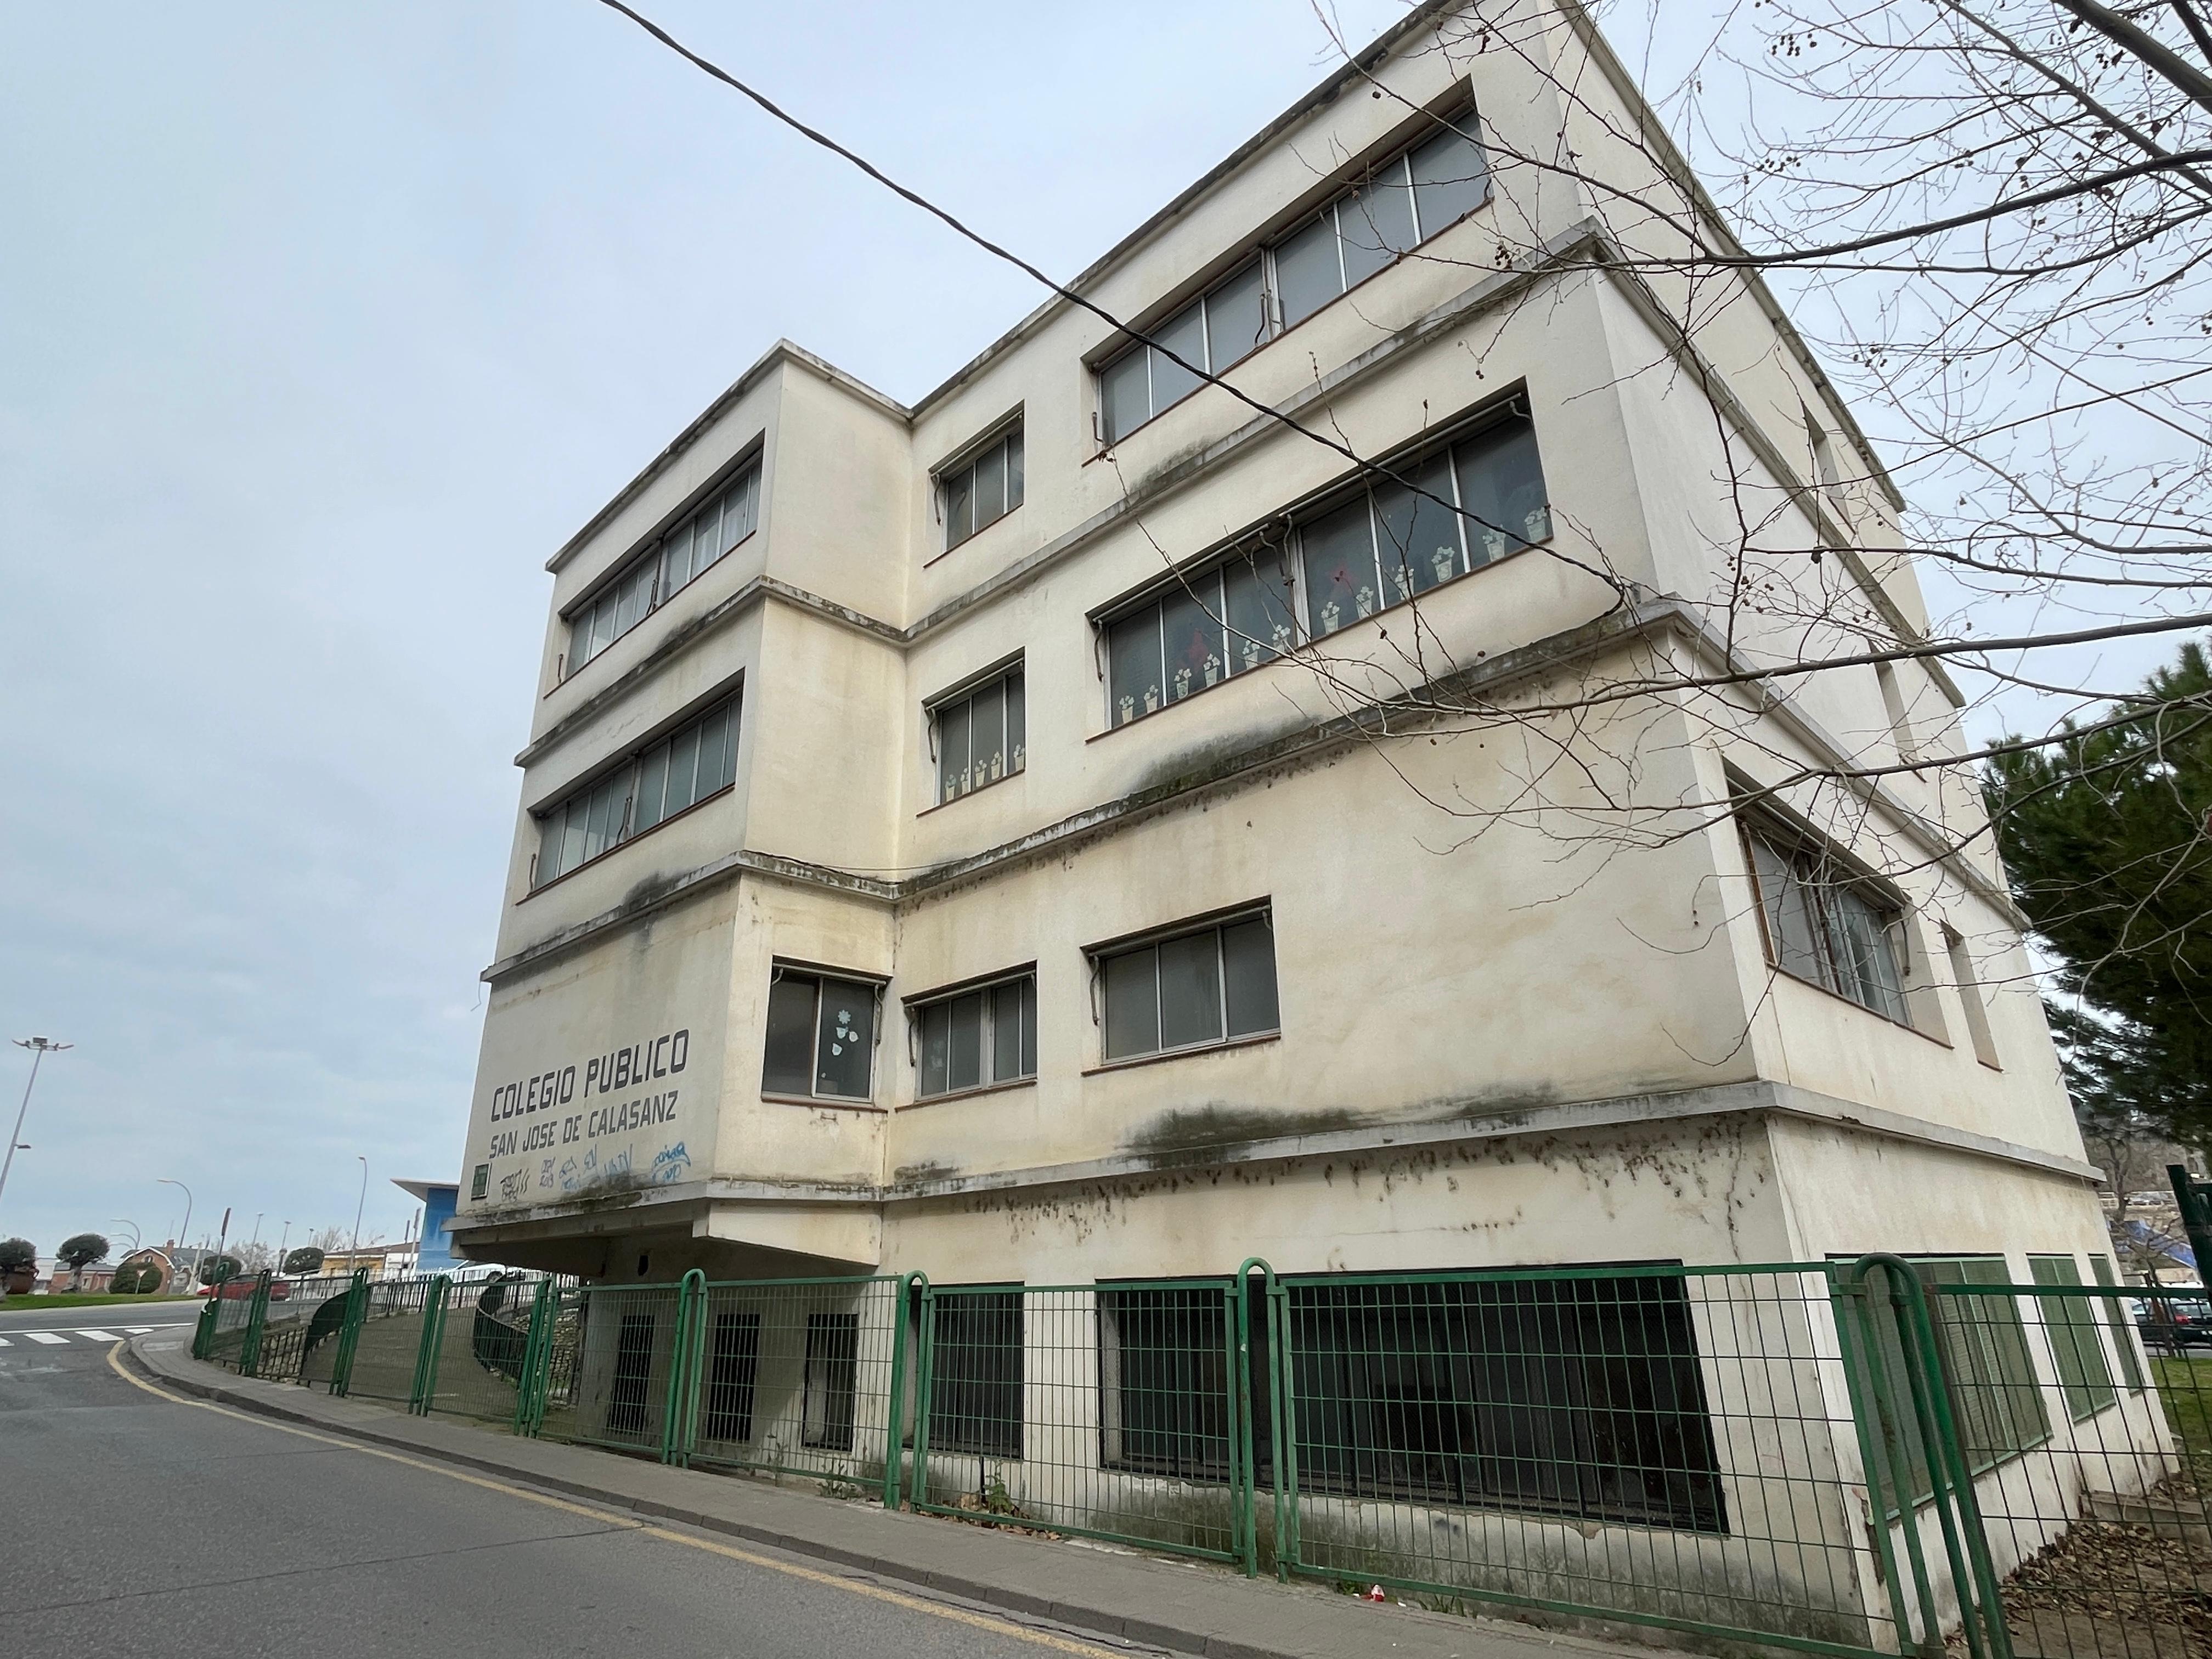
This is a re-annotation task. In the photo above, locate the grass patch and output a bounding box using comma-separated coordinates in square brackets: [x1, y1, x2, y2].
[3, 1291, 200, 1311]
[2152, 1354, 2212, 1476]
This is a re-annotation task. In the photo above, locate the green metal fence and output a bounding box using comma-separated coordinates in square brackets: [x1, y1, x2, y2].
[169, 1250, 2212, 1659]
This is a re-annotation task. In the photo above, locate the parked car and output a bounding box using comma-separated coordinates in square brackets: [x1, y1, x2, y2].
[2135, 1296, 2212, 1347]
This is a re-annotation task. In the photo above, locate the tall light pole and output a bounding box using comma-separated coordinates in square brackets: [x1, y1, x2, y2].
[0, 1036, 71, 1222]
[276, 1220, 292, 1273]
[246, 1212, 264, 1266]
[157, 1178, 193, 1254]
[109, 1219, 142, 1252]
[350, 1156, 368, 1269]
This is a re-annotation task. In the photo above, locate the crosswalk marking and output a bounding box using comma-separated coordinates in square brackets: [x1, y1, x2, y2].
[0, 1322, 190, 1348]
[24, 1331, 67, 1345]
[76, 1329, 120, 1340]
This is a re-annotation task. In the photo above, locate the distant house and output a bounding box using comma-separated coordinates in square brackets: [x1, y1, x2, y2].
[44, 1260, 115, 1294]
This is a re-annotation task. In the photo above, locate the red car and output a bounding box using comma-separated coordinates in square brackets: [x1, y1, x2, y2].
[199, 1278, 289, 1300]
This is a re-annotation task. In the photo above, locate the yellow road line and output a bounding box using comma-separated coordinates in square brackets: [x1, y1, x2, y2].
[105, 1344, 1133, 1659]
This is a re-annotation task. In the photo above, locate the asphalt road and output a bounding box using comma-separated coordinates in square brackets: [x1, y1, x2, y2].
[0, 1316, 1153, 1659]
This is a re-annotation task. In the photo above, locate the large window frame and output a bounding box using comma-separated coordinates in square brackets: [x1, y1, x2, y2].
[1098, 408, 1548, 728]
[1738, 814, 1915, 1028]
[529, 693, 741, 890]
[1092, 906, 1280, 1065]
[761, 963, 884, 1105]
[928, 662, 1026, 805]
[1097, 112, 1489, 445]
[562, 458, 761, 681]
[938, 424, 1024, 553]
[910, 969, 1037, 1101]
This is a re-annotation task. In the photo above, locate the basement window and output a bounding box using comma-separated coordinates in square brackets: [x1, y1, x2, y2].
[929, 1289, 1024, 1458]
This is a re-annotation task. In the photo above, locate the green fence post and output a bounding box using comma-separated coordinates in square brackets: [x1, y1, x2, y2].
[661, 1270, 705, 1467]
[238, 1271, 275, 1377]
[511, 1277, 555, 1435]
[410, 1275, 452, 1415]
[330, 1269, 370, 1396]
[1233, 1259, 1275, 1579]
[908, 1282, 937, 1508]
[1267, 1275, 1295, 1582]
[191, 1289, 221, 1362]
[1848, 1254, 2014, 1659]
[1831, 1261, 1944, 1657]
[881, 1272, 927, 1509]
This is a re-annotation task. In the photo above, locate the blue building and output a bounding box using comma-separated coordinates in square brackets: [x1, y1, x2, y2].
[392, 1179, 459, 1276]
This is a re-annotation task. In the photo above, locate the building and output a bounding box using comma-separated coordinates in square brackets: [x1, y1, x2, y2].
[445, 0, 2137, 1629]
[392, 1178, 460, 1276]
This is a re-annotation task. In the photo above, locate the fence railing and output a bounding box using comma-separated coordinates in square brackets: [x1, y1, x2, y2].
[186, 1252, 2212, 1659]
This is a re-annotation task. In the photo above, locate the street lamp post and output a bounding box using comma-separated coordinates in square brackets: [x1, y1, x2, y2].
[109, 1219, 142, 1252]
[350, 1156, 368, 1269]
[0, 1036, 71, 1220]
[277, 1221, 292, 1273]
[157, 1179, 193, 1277]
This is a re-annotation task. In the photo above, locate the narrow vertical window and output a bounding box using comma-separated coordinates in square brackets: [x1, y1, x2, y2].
[1944, 925, 2002, 1068]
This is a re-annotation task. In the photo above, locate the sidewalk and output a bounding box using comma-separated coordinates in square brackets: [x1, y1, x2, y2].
[128, 1331, 1635, 1659]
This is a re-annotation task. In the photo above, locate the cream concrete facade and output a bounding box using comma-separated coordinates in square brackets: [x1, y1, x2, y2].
[450, 0, 2104, 1303]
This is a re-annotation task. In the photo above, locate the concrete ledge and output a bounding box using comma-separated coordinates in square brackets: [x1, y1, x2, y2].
[127, 1334, 1632, 1659]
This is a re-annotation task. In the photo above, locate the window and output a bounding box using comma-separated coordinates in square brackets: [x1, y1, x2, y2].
[802, 1312, 859, 1451]
[566, 461, 760, 677]
[1102, 413, 1547, 724]
[931, 666, 1025, 802]
[1740, 819, 1912, 1025]
[1097, 910, 1278, 1063]
[928, 1289, 1024, 1458]
[2090, 1255, 2148, 1393]
[701, 1310, 761, 1444]
[531, 696, 740, 888]
[1098, 1285, 1232, 1480]
[762, 968, 879, 1102]
[915, 972, 1036, 1098]
[2029, 1255, 2119, 1423]
[607, 1311, 658, 1438]
[941, 427, 1024, 551]
[1858, 1256, 2050, 1509]
[1943, 926, 2002, 1068]
[1282, 1271, 1726, 1531]
[1098, 119, 1489, 443]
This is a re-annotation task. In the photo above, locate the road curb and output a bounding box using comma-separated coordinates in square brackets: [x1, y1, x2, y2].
[121, 1335, 1505, 1659]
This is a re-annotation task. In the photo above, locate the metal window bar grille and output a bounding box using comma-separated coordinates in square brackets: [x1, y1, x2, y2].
[533, 1282, 689, 1455]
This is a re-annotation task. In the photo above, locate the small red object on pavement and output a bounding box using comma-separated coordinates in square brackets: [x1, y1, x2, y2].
[1366, 1585, 1387, 1602]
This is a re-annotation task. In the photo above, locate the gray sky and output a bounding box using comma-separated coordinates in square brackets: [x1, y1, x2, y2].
[0, 1, 1414, 1260]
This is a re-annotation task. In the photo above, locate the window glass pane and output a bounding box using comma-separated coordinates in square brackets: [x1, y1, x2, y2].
[558, 802, 586, 877]
[969, 680, 1007, 785]
[763, 974, 817, 1096]
[1005, 432, 1023, 511]
[1223, 917, 1279, 1036]
[1109, 605, 1165, 725]
[692, 495, 723, 566]
[538, 811, 568, 884]
[1410, 124, 1489, 238]
[2030, 1255, 2118, 1422]
[945, 466, 975, 546]
[582, 774, 619, 861]
[2090, 1256, 2148, 1393]
[937, 697, 971, 801]
[733, 467, 759, 543]
[1748, 833, 1832, 991]
[1373, 452, 1464, 602]
[661, 524, 694, 595]
[613, 566, 648, 636]
[948, 992, 985, 1092]
[919, 1002, 952, 1098]
[1005, 673, 1025, 773]
[1161, 573, 1226, 704]
[634, 742, 670, 833]
[1223, 541, 1298, 674]
[1021, 973, 1037, 1074]
[991, 979, 1028, 1080]
[1827, 886, 1908, 1022]
[693, 704, 732, 799]
[1149, 300, 1206, 412]
[974, 442, 1007, 529]
[588, 601, 616, 660]
[1274, 212, 1342, 330]
[1159, 930, 1225, 1050]
[1301, 495, 1381, 636]
[1101, 347, 1150, 444]
[1338, 163, 1417, 286]
[1204, 262, 1268, 370]
[814, 978, 874, 1099]
[653, 724, 692, 817]
[1456, 417, 1550, 563]
[1104, 946, 1161, 1060]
